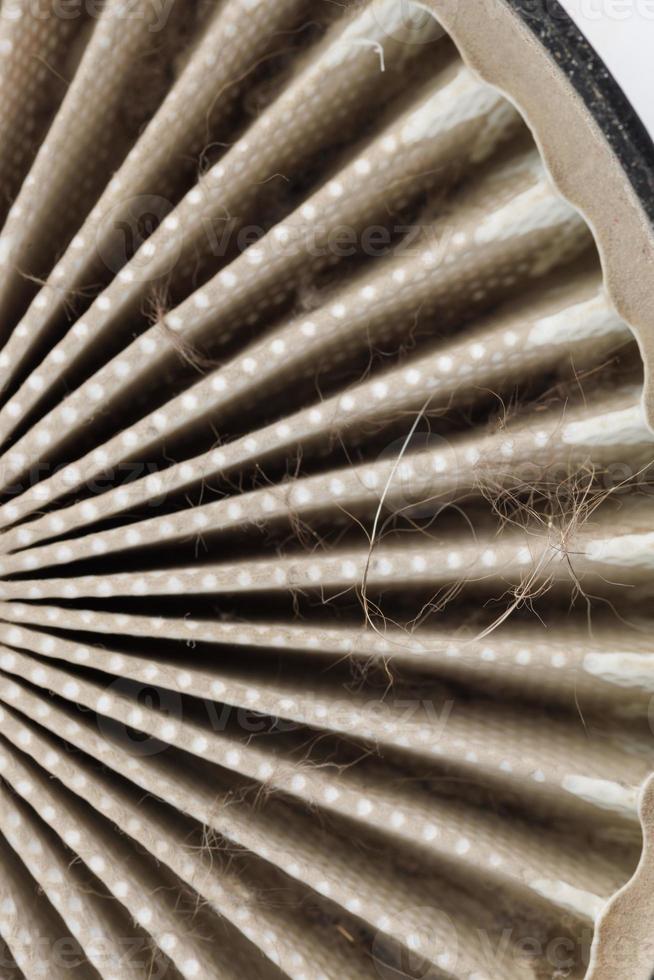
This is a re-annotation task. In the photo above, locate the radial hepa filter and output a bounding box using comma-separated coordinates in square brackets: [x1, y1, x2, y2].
[0, 1, 653, 978]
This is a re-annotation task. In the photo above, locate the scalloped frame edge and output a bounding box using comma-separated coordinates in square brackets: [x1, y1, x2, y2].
[423, 2, 654, 975]
[586, 775, 654, 979]
[426, 0, 654, 434]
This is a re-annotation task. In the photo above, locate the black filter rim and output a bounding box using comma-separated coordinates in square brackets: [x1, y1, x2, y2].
[506, 0, 654, 225]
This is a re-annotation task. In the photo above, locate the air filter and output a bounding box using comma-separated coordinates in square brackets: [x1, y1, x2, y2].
[0, 1, 653, 978]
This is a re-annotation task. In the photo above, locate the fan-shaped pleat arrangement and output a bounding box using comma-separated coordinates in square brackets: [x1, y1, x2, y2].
[0, 1, 652, 978]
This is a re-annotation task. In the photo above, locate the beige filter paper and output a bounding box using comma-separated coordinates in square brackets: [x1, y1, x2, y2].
[0, 1, 654, 978]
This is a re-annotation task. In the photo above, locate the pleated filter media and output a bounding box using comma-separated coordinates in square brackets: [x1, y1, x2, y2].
[0, 0, 654, 977]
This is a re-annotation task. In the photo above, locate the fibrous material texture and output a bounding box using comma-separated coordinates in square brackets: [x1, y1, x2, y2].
[0, 1, 652, 978]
